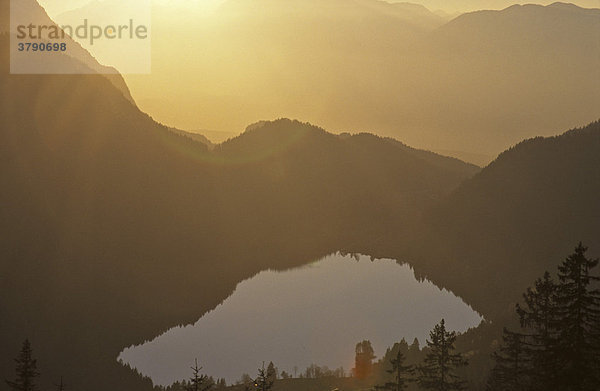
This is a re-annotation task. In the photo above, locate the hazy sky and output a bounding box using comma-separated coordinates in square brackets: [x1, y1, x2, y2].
[400, 0, 600, 12]
[38, 0, 600, 19]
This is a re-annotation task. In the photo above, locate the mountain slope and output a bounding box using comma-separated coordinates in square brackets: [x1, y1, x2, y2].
[404, 120, 600, 319]
[0, 0, 134, 101]
[125, 1, 599, 158]
[126, 0, 453, 147]
[0, 30, 477, 391]
[419, 2, 600, 154]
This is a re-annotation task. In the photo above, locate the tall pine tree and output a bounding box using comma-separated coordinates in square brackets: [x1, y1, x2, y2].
[553, 243, 600, 390]
[488, 243, 600, 391]
[486, 329, 529, 391]
[515, 271, 559, 389]
[374, 348, 414, 391]
[253, 363, 274, 391]
[6, 339, 40, 391]
[417, 319, 468, 391]
[187, 359, 213, 391]
[266, 362, 277, 384]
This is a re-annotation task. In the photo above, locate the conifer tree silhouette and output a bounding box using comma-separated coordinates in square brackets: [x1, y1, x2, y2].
[253, 363, 274, 391]
[187, 359, 212, 391]
[6, 339, 40, 391]
[553, 243, 600, 390]
[487, 243, 600, 391]
[486, 329, 529, 391]
[266, 362, 277, 384]
[417, 319, 468, 391]
[374, 348, 414, 391]
[515, 271, 559, 389]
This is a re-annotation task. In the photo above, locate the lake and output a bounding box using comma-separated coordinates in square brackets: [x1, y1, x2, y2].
[118, 253, 482, 385]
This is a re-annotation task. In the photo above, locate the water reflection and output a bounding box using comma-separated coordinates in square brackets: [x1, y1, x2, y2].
[119, 253, 482, 385]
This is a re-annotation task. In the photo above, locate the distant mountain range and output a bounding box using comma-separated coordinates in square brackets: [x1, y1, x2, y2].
[22, 0, 599, 160]
[121, 0, 600, 159]
[395, 0, 600, 12]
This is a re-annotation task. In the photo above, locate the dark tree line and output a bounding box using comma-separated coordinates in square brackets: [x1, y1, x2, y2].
[9, 244, 596, 391]
[238, 362, 276, 391]
[4, 344, 227, 391]
[417, 319, 468, 391]
[251, 363, 274, 391]
[373, 319, 469, 391]
[487, 243, 600, 391]
[188, 359, 213, 391]
[162, 359, 227, 391]
[299, 363, 345, 379]
[374, 348, 413, 391]
[5, 339, 66, 391]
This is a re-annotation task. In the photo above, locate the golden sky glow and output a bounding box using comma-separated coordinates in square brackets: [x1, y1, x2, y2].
[31, 0, 600, 156]
[38, 0, 600, 17]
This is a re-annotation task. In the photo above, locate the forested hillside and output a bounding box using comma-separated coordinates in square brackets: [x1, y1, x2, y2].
[403, 121, 600, 319]
[0, 29, 477, 390]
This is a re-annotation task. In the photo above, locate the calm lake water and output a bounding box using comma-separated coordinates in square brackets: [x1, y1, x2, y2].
[119, 253, 482, 385]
